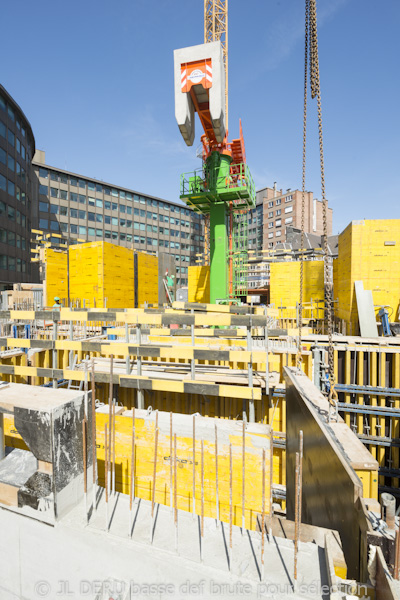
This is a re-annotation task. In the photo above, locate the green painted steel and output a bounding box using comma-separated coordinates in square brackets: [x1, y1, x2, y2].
[180, 160, 255, 214]
[210, 201, 228, 303]
[180, 151, 255, 301]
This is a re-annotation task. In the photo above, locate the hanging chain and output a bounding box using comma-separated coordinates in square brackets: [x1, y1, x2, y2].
[300, 0, 336, 412]
[297, 0, 309, 369]
[307, 0, 336, 410]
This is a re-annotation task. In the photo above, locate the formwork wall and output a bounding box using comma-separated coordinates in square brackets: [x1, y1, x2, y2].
[44, 248, 68, 306]
[45, 242, 159, 308]
[134, 252, 158, 307]
[336, 220, 400, 334]
[270, 261, 324, 318]
[188, 266, 210, 303]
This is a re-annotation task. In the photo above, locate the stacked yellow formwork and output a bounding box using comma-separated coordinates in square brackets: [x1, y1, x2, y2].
[69, 242, 134, 308]
[43, 248, 68, 306]
[134, 252, 158, 307]
[269, 261, 324, 318]
[188, 266, 210, 303]
[336, 220, 400, 333]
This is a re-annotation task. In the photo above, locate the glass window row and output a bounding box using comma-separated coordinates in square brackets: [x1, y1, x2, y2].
[0, 228, 27, 249]
[37, 169, 199, 218]
[0, 254, 27, 272]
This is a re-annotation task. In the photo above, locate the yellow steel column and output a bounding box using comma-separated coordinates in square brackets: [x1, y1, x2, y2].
[393, 352, 400, 489]
[357, 350, 364, 435]
[378, 351, 386, 486]
[344, 349, 351, 428]
[370, 352, 378, 462]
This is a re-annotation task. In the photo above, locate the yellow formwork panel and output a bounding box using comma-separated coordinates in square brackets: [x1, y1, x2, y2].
[68, 241, 135, 308]
[44, 248, 68, 306]
[270, 261, 324, 318]
[188, 266, 210, 303]
[135, 252, 158, 306]
[4, 412, 272, 531]
[336, 220, 400, 333]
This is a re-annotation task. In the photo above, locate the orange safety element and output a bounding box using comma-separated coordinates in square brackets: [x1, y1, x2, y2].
[181, 59, 212, 93]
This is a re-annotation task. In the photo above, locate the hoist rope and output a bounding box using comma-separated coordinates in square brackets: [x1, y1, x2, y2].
[299, 0, 337, 415]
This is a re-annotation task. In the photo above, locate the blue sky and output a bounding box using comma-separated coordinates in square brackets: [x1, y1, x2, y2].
[2, 0, 400, 233]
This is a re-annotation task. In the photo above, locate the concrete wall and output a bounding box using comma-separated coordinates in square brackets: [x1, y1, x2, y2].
[284, 367, 365, 580]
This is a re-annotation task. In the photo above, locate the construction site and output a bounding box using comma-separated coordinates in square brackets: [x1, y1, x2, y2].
[1, 1, 400, 600]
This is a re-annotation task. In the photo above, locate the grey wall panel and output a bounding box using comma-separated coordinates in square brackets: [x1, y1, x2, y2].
[284, 367, 363, 580]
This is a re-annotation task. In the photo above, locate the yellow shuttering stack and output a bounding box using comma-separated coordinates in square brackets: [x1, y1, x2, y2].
[188, 266, 210, 303]
[69, 241, 135, 308]
[336, 220, 400, 334]
[134, 252, 158, 307]
[44, 248, 68, 306]
[269, 261, 324, 317]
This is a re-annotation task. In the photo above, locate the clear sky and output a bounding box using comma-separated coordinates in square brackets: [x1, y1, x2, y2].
[2, 0, 400, 233]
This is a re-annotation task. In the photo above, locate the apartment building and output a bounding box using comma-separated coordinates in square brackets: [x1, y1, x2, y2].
[248, 183, 333, 251]
[32, 152, 205, 288]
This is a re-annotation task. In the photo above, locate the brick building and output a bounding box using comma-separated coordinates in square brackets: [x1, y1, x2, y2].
[248, 183, 333, 251]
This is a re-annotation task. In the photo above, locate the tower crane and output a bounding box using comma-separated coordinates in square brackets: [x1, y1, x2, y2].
[173, 3, 255, 303]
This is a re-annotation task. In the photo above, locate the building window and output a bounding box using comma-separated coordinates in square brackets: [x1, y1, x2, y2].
[276, 209, 281, 216]
[111, 189, 118, 197]
[276, 199, 281, 205]
[268, 222, 273, 229]
[79, 226, 86, 235]
[268, 201, 273, 208]
[276, 219, 281, 227]
[7, 106, 15, 121]
[96, 199, 103, 208]
[39, 201, 49, 212]
[8, 180, 15, 197]
[88, 182, 95, 191]
[70, 177, 78, 187]
[268, 232, 273, 239]
[285, 206, 293, 214]
[285, 195, 293, 203]
[276, 230, 282, 237]
[50, 187, 59, 198]
[60, 190, 68, 200]
[70, 193, 78, 203]
[50, 221, 59, 231]
[70, 224, 78, 234]
[39, 218, 48, 229]
[79, 179, 86, 189]
[285, 217, 293, 224]
[88, 227, 95, 237]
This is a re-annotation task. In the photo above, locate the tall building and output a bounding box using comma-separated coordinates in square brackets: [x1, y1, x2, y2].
[248, 183, 333, 251]
[0, 85, 36, 289]
[31, 152, 205, 288]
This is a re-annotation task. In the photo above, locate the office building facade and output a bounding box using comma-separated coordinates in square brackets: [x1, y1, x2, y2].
[32, 152, 204, 287]
[0, 85, 36, 288]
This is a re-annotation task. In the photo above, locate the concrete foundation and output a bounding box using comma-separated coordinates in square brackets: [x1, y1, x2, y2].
[0, 490, 331, 600]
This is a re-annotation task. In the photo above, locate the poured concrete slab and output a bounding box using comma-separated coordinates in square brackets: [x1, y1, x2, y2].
[0, 490, 330, 600]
